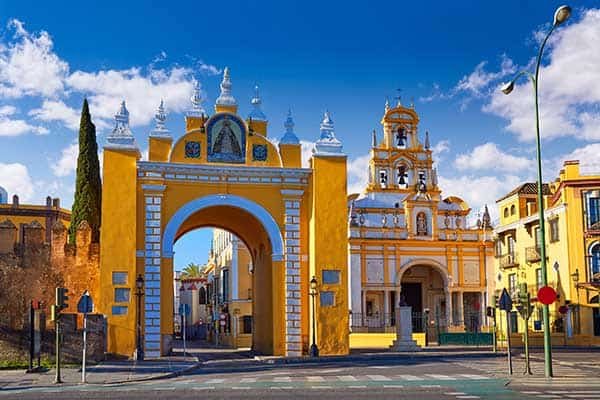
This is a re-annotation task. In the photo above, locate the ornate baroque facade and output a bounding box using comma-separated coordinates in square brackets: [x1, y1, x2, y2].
[348, 101, 494, 339]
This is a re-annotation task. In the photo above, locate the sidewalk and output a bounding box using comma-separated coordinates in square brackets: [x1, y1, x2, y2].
[0, 355, 198, 390]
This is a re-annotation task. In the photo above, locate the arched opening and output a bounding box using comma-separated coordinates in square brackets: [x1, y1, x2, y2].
[160, 195, 285, 356]
[590, 242, 600, 283]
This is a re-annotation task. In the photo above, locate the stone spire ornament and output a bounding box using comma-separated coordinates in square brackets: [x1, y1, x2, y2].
[314, 110, 344, 156]
[188, 80, 206, 117]
[424, 130, 430, 150]
[384, 98, 390, 112]
[279, 108, 300, 144]
[150, 100, 171, 138]
[482, 205, 492, 228]
[247, 84, 267, 121]
[215, 67, 236, 106]
[372, 129, 377, 148]
[106, 100, 138, 150]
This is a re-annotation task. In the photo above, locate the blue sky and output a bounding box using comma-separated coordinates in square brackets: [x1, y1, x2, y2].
[1, 1, 599, 269]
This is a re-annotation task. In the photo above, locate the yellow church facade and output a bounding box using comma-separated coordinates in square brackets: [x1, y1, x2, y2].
[348, 101, 495, 345]
[98, 68, 349, 358]
[493, 160, 600, 345]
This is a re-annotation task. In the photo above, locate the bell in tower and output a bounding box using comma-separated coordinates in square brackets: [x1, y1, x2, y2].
[395, 126, 407, 148]
[397, 165, 409, 189]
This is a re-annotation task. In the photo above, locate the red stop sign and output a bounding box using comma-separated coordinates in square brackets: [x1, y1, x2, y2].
[537, 286, 557, 305]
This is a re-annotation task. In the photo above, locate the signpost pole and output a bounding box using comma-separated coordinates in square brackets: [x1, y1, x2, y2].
[55, 316, 61, 384]
[82, 312, 87, 383]
[183, 311, 187, 357]
[492, 310, 497, 353]
[506, 309, 513, 375]
[28, 301, 34, 372]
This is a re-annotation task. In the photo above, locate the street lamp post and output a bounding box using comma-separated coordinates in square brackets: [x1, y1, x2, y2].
[310, 276, 319, 357]
[135, 274, 145, 361]
[500, 5, 571, 378]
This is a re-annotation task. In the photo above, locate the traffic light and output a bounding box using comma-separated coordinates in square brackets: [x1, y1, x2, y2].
[56, 287, 69, 310]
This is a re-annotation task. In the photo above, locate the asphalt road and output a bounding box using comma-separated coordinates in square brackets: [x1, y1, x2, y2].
[2, 351, 599, 399]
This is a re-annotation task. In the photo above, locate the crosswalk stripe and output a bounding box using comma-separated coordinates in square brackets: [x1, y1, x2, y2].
[425, 374, 455, 380]
[383, 385, 404, 388]
[337, 376, 358, 382]
[367, 375, 391, 381]
[348, 385, 367, 389]
[273, 377, 291, 382]
[205, 379, 225, 384]
[396, 374, 423, 381]
[240, 378, 256, 383]
[307, 376, 325, 382]
[459, 374, 488, 380]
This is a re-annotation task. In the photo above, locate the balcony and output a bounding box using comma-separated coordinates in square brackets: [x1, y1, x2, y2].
[525, 246, 545, 263]
[499, 252, 519, 269]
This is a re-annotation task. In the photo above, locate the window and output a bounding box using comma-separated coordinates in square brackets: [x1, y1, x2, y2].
[590, 244, 600, 283]
[114, 288, 130, 303]
[379, 170, 388, 188]
[549, 219, 559, 242]
[536, 268, 543, 290]
[322, 270, 341, 284]
[589, 197, 600, 227]
[503, 208, 509, 218]
[221, 269, 230, 302]
[242, 315, 252, 334]
[198, 287, 207, 305]
[320, 291, 335, 306]
[510, 205, 516, 215]
[507, 236, 515, 256]
[112, 305, 128, 315]
[495, 239, 502, 257]
[112, 272, 128, 285]
[508, 273, 517, 297]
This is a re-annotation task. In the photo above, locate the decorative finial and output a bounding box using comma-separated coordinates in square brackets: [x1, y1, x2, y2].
[106, 100, 138, 150]
[247, 84, 267, 121]
[188, 80, 206, 116]
[372, 129, 377, 148]
[395, 88, 402, 107]
[314, 110, 343, 155]
[216, 66, 237, 106]
[410, 97, 415, 109]
[482, 205, 492, 228]
[384, 98, 390, 112]
[424, 130, 430, 150]
[280, 108, 299, 144]
[150, 100, 171, 138]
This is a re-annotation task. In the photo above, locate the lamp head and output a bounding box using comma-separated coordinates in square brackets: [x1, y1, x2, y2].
[554, 5, 571, 26]
[136, 274, 144, 289]
[501, 81, 515, 95]
[310, 276, 318, 290]
[571, 269, 579, 283]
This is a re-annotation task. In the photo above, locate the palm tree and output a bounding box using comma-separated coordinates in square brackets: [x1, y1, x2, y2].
[180, 263, 203, 279]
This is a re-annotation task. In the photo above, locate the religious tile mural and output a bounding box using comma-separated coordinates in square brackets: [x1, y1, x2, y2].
[206, 113, 246, 163]
[252, 144, 268, 161]
[184, 141, 200, 158]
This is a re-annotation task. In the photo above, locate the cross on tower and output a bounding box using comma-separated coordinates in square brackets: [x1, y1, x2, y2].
[395, 88, 402, 106]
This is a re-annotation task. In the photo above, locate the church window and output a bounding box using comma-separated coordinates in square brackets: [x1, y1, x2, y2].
[416, 212, 428, 236]
[397, 165, 409, 189]
[510, 205, 516, 215]
[112, 306, 128, 315]
[322, 270, 341, 284]
[590, 243, 600, 283]
[114, 288, 130, 303]
[418, 171, 427, 192]
[395, 126, 407, 148]
[379, 170, 388, 189]
[549, 218, 559, 242]
[320, 291, 335, 306]
[112, 272, 128, 285]
[504, 208, 509, 218]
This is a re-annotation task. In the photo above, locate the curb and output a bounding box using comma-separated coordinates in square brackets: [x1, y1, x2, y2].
[99, 362, 202, 385]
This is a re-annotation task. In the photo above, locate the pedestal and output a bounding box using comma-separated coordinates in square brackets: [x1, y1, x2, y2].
[390, 306, 421, 351]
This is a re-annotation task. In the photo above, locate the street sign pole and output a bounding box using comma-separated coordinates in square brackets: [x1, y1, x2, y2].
[55, 315, 61, 384]
[82, 312, 87, 383]
[506, 309, 513, 375]
[183, 311, 187, 357]
[492, 310, 497, 353]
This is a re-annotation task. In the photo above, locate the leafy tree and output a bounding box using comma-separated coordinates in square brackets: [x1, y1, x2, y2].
[69, 99, 102, 243]
[180, 263, 203, 279]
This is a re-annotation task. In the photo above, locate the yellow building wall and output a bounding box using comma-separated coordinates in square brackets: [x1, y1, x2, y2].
[309, 154, 349, 355]
[149, 137, 172, 162]
[349, 333, 426, 349]
[99, 148, 140, 356]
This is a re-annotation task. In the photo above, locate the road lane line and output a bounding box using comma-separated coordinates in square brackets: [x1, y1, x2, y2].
[307, 376, 325, 382]
[396, 374, 423, 381]
[337, 376, 358, 381]
[240, 378, 257, 383]
[205, 379, 225, 384]
[425, 374, 455, 380]
[367, 375, 392, 381]
[273, 377, 292, 382]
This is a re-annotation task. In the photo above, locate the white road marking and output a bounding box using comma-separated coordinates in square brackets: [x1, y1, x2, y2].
[420, 385, 442, 388]
[337, 375, 358, 381]
[565, 395, 600, 398]
[307, 376, 325, 382]
[396, 374, 423, 381]
[367, 375, 392, 381]
[459, 374, 488, 380]
[521, 391, 541, 395]
[240, 378, 257, 383]
[445, 393, 466, 396]
[348, 385, 367, 389]
[231, 386, 251, 390]
[383, 385, 404, 388]
[273, 377, 292, 382]
[456, 396, 480, 399]
[425, 374, 455, 380]
[205, 378, 225, 384]
[310, 386, 332, 389]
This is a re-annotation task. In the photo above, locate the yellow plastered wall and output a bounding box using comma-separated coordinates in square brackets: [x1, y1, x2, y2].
[279, 144, 302, 168]
[99, 148, 140, 356]
[309, 154, 349, 355]
[149, 137, 173, 162]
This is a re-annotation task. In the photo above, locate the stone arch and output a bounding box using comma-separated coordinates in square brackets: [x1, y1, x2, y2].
[396, 258, 450, 287]
[162, 194, 284, 261]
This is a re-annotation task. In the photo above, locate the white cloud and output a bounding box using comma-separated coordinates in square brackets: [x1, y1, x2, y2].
[0, 162, 35, 201]
[438, 174, 523, 223]
[52, 142, 78, 177]
[347, 153, 371, 195]
[0, 116, 48, 136]
[0, 19, 68, 98]
[300, 140, 315, 168]
[484, 9, 600, 141]
[0, 105, 17, 116]
[455, 142, 532, 172]
[455, 56, 516, 98]
[554, 143, 600, 175]
[66, 67, 195, 128]
[431, 140, 450, 164]
[29, 99, 80, 131]
[198, 61, 221, 76]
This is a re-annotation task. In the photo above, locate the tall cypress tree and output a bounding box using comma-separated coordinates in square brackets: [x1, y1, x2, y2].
[69, 98, 102, 244]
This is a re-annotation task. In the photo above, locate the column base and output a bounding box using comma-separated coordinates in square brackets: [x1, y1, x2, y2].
[390, 339, 421, 352]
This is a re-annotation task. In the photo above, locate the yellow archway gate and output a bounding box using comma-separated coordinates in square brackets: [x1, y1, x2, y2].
[97, 71, 349, 358]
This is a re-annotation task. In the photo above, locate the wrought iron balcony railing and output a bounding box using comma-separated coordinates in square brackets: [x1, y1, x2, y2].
[525, 246, 545, 263]
[499, 252, 519, 269]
